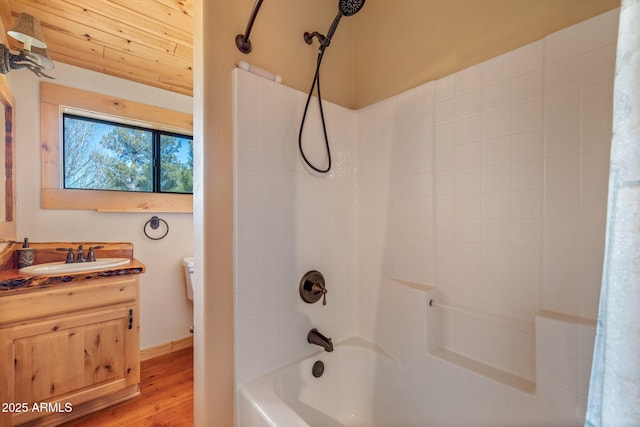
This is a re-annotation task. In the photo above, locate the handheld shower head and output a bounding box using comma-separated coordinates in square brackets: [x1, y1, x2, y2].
[339, 0, 365, 17]
[319, 0, 365, 50]
[298, 0, 366, 173]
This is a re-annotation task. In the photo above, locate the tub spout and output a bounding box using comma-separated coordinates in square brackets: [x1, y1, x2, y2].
[307, 328, 333, 352]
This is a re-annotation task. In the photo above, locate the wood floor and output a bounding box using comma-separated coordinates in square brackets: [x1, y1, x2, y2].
[65, 347, 194, 427]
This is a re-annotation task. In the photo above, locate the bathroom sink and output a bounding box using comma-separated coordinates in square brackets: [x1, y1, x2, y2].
[19, 258, 131, 276]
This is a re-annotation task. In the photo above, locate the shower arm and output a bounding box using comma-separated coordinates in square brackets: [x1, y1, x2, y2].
[304, 31, 326, 46]
[304, 13, 344, 52]
[236, 0, 264, 54]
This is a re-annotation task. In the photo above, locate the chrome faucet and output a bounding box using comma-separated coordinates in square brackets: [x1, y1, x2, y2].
[307, 328, 333, 352]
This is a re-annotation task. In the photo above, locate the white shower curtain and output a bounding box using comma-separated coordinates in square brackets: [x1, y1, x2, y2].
[586, 1, 640, 426]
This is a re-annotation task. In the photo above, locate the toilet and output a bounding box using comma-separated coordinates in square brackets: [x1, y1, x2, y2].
[182, 256, 194, 302]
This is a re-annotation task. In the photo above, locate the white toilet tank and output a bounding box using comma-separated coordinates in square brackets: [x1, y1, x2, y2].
[182, 257, 194, 302]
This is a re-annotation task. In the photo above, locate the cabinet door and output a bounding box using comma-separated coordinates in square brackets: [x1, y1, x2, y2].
[12, 306, 138, 404]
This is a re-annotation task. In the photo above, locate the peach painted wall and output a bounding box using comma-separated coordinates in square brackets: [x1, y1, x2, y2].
[352, 0, 620, 108]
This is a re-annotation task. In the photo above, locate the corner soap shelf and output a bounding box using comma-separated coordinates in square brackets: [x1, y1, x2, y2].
[388, 277, 535, 394]
[432, 348, 535, 394]
[388, 277, 434, 292]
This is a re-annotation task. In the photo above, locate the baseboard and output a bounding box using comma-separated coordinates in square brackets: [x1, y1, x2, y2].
[140, 336, 194, 361]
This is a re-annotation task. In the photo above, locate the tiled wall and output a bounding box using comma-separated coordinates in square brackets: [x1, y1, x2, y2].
[233, 8, 617, 425]
[542, 11, 617, 319]
[233, 69, 358, 385]
[367, 281, 598, 425]
[356, 9, 617, 383]
[356, 85, 437, 338]
[535, 313, 597, 425]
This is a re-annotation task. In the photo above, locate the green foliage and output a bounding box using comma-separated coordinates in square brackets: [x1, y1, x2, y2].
[160, 135, 193, 193]
[64, 115, 192, 194]
[100, 127, 153, 192]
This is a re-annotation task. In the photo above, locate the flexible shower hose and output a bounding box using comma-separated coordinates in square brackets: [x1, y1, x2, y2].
[298, 49, 332, 174]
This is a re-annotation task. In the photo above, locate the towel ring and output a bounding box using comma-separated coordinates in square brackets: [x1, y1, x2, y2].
[144, 216, 169, 240]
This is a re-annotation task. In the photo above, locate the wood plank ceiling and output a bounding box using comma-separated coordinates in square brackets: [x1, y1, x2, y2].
[0, 0, 193, 96]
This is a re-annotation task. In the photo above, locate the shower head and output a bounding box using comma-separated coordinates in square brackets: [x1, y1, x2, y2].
[339, 0, 365, 17]
[307, 0, 365, 51]
[299, 0, 365, 173]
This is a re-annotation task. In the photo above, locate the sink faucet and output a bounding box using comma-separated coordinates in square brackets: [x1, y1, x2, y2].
[56, 245, 104, 263]
[87, 245, 104, 261]
[76, 245, 85, 262]
[307, 328, 333, 352]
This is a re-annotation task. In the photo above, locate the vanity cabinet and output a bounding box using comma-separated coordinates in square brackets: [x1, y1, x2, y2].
[0, 275, 140, 426]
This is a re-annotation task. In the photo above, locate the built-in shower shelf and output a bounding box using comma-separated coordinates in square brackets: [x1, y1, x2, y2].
[431, 348, 535, 394]
[388, 277, 434, 292]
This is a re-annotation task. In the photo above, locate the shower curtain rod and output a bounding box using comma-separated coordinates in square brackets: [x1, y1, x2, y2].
[236, 0, 264, 54]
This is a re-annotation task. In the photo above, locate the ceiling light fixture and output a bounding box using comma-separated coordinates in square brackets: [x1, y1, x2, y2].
[0, 13, 54, 78]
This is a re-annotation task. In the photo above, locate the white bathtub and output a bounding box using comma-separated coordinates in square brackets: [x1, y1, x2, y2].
[238, 336, 420, 427]
[237, 331, 593, 426]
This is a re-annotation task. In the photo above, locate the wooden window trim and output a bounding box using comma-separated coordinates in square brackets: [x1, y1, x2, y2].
[41, 82, 193, 212]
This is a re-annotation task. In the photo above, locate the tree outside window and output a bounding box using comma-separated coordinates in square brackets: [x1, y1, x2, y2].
[63, 114, 193, 194]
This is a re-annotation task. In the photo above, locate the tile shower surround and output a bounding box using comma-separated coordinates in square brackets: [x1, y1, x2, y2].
[234, 68, 359, 385]
[234, 9, 618, 426]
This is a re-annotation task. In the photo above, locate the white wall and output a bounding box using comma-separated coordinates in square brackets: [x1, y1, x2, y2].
[542, 11, 618, 318]
[232, 9, 617, 425]
[12, 62, 194, 349]
[233, 68, 358, 385]
[356, 8, 617, 382]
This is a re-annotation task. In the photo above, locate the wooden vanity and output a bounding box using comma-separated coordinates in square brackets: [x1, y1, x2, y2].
[0, 242, 145, 426]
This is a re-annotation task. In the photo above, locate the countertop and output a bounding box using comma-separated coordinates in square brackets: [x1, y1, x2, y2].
[0, 241, 145, 295]
[0, 258, 146, 295]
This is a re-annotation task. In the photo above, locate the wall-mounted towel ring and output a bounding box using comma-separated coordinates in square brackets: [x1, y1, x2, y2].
[144, 216, 169, 240]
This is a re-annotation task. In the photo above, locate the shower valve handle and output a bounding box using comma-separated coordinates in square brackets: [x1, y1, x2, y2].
[299, 270, 327, 306]
[312, 282, 327, 305]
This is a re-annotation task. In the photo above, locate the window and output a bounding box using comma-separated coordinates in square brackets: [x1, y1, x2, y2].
[41, 83, 193, 212]
[63, 114, 193, 194]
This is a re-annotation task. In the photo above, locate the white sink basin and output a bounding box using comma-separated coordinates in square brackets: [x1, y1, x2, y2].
[19, 258, 131, 276]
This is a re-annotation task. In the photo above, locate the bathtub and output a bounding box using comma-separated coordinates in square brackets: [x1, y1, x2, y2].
[238, 336, 419, 427]
[237, 332, 589, 426]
